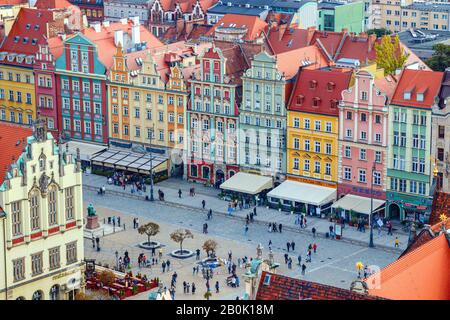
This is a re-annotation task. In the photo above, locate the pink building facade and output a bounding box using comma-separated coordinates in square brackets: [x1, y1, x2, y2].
[34, 43, 59, 136]
[338, 70, 394, 201]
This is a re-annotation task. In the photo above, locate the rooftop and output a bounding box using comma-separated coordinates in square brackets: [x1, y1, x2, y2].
[398, 29, 450, 60]
[206, 13, 268, 41]
[406, 2, 450, 12]
[207, 4, 268, 16]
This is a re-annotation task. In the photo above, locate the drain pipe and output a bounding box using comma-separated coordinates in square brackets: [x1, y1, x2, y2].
[3, 218, 8, 300]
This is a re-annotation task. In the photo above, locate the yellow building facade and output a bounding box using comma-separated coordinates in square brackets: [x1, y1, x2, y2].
[287, 112, 339, 188]
[0, 64, 36, 125]
[108, 44, 198, 175]
[0, 121, 84, 300]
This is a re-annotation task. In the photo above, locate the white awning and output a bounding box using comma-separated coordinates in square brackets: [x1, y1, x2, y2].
[61, 141, 107, 162]
[267, 180, 336, 206]
[332, 194, 385, 216]
[220, 172, 273, 195]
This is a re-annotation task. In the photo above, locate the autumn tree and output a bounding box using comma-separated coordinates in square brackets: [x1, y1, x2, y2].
[375, 35, 409, 75]
[202, 239, 218, 258]
[98, 269, 116, 286]
[138, 222, 160, 245]
[426, 44, 450, 71]
[170, 229, 194, 253]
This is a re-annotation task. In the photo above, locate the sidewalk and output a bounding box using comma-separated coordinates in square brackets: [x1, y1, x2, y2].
[82, 173, 408, 253]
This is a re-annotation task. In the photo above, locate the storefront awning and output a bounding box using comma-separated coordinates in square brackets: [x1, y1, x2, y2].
[220, 172, 273, 195]
[332, 194, 385, 216]
[61, 141, 107, 162]
[267, 180, 336, 206]
[90, 149, 168, 174]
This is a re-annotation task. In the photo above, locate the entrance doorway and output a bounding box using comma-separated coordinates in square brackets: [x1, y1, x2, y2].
[389, 203, 401, 220]
[215, 169, 225, 185]
[50, 284, 60, 300]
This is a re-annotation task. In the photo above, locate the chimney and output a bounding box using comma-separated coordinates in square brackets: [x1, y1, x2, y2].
[306, 26, 316, 45]
[92, 22, 101, 33]
[120, 18, 127, 25]
[368, 34, 377, 52]
[341, 28, 348, 34]
[103, 20, 110, 28]
[114, 29, 124, 47]
[132, 24, 140, 45]
[176, 18, 185, 35]
[185, 21, 194, 36]
[131, 16, 140, 26]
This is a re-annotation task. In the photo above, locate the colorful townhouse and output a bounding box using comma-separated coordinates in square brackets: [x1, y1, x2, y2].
[186, 42, 262, 186]
[34, 44, 59, 133]
[54, 18, 162, 145]
[238, 46, 329, 183]
[69, 0, 104, 22]
[0, 8, 56, 127]
[386, 69, 444, 222]
[286, 68, 352, 189]
[317, 1, 364, 33]
[336, 69, 397, 219]
[108, 41, 208, 177]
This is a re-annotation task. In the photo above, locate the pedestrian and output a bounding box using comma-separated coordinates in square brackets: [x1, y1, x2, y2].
[246, 215, 249, 225]
[387, 221, 393, 236]
[299, 218, 303, 228]
[112, 216, 116, 227]
[312, 227, 316, 238]
[313, 243, 317, 253]
[284, 253, 289, 264]
[286, 242, 291, 252]
[279, 223, 283, 233]
[159, 248, 163, 259]
[136, 217, 139, 228]
[395, 237, 399, 248]
[301, 264, 306, 275]
[178, 189, 182, 198]
[166, 259, 171, 271]
[91, 235, 95, 248]
[288, 258, 292, 269]
[192, 283, 196, 294]
[291, 241, 295, 251]
[202, 199, 206, 209]
[297, 254, 302, 265]
[117, 216, 121, 227]
[208, 209, 212, 220]
[215, 281, 220, 293]
[162, 261, 166, 273]
[132, 218, 136, 229]
[183, 281, 187, 294]
[228, 250, 232, 261]
[196, 248, 201, 260]
[95, 236, 100, 251]
[329, 225, 334, 239]
[193, 266, 196, 275]
[244, 224, 249, 235]
[186, 282, 190, 294]
[253, 207, 257, 216]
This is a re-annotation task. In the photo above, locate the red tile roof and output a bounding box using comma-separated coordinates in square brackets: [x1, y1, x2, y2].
[365, 233, 450, 300]
[276, 45, 329, 80]
[207, 14, 268, 41]
[0, 123, 32, 184]
[256, 271, 381, 300]
[34, 0, 72, 9]
[80, 20, 163, 69]
[266, 27, 310, 55]
[391, 69, 444, 109]
[0, 8, 54, 56]
[0, 0, 28, 5]
[288, 68, 352, 116]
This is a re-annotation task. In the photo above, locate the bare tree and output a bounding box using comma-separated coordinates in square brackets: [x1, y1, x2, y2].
[170, 229, 194, 253]
[202, 239, 218, 258]
[138, 222, 160, 245]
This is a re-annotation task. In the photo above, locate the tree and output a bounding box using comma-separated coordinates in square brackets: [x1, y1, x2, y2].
[98, 270, 116, 286]
[426, 44, 450, 71]
[204, 291, 212, 300]
[138, 222, 160, 245]
[367, 28, 391, 37]
[375, 35, 409, 75]
[202, 239, 218, 258]
[170, 229, 194, 253]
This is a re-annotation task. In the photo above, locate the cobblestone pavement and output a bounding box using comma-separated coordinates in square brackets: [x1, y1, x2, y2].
[83, 182, 399, 300]
[83, 173, 409, 252]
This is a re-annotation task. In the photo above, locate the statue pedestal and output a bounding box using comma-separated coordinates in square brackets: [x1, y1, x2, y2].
[86, 215, 100, 230]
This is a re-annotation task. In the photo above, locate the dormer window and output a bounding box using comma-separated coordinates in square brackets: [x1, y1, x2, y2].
[313, 97, 321, 107]
[330, 99, 338, 109]
[309, 80, 317, 89]
[13, 36, 19, 43]
[296, 95, 304, 105]
[327, 82, 335, 91]
[22, 37, 28, 44]
[417, 93, 424, 102]
[32, 39, 38, 45]
[26, 24, 31, 29]
[34, 25, 39, 31]
[403, 91, 411, 100]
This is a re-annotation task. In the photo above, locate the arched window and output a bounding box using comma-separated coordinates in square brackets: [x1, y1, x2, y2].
[32, 290, 43, 300]
[39, 154, 46, 171]
[16, 296, 26, 300]
[50, 285, 60, 300]
[30, 191, 40, 231]
[48, 186, 58, 226]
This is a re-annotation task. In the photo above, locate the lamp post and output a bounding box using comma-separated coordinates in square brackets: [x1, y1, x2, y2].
[369, 162, 376, 248]
[115, 250, 119, 270]
[148, 124, 155, 201]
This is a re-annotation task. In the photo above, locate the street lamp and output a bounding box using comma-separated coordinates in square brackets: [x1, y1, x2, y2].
[115, 251, 119, 270]
[369, 162, 376, 248]
[148, 124, 155, 202]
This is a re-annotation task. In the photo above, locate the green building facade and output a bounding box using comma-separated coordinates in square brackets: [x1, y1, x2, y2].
[318, 1, 364, 33]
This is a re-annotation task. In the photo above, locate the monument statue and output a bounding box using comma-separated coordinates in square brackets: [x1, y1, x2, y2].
[86, 203, 100, 230]
[87, 204, 97, 217]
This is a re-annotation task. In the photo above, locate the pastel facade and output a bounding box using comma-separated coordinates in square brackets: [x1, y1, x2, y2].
[0, 121, 84, 300]
[386, 69, 444, 222]
[69, 0, 104, 22]
[55, 33, 108, 144]
[338, 70, 393, 201]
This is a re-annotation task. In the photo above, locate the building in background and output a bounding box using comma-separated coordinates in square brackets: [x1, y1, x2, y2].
[69, 0, 104, 22]
[239, 47, 329, 183]
[286, 68, 352, 189]
[0, 0, 29, 38]
[386, 69, 444, 222]
[104, 0, 152, 23]
[317, 1, 364, 33]
[0, 120, 84, 300]
[431, 68, 450, 192]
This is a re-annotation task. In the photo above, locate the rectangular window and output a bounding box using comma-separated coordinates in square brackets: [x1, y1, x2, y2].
[344, 167, 351, 180]
[360, 149, 366, 160]
[31, 252, 43, 276]
[11, 201, 22, 236]
[399, 179, 407, 192]
[314, 161, 320, 173]
[418, 182, 426, 195]
[65, 187, 75, 220]
[66, 241, 77, 265]
[345, 146, 351, 158]
[13, 258, 25, 282]
[304, 159, 310, 171]
[439, 125, 445, 139]
[304, 119, 310, 129]
[359, 169, 366, 183]
[49, 247, 60, 270]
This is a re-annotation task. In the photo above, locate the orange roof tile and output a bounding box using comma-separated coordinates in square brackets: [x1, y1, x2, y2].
[391, 69, 444, 109]
[34, 0, 72, 9]
[207, 14, 268, 41]
[366, 233, 450, 300]
[0, 123, 32, 184]
[276, 45, 329, 80]
[0, 0, 28, 5]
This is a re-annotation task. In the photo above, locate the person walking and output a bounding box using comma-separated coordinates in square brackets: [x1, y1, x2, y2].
[312, 227, 316, 238]
[186, 282, 190, 294]
[253, 207, 257, 216]
[301, 264, 307, 275]
[284, 253, 289, 264]
[279, 223, 283, 233]
[117, 216, 121, 227]
[196, 248, 201, 260]
[244, 224, 249, 235]
[288, 258, 292, 269]
[159, 248, 163, 259]
[228, 250, 232, 261]
[183, 281, 187, 294]
[395, 237, 399, 248]
[132, 218, 136, 229]
[192, 283, 196, 295]
[162, 261, 166, 273]
[208, 209, 212, 220]
[291, 241, 295, 251]
[297, 254, 302, 265]
[286, 242, 291, 252]
[202, 199, 206, 210]
[387, 221, 393, 236]
[215, 281, 220, 293]
[178, 189, 182, 198]
[95, 236, 100, 251]
[313, 243, 317, 253]
[135, 217, 139, 228]
[166, 259, 171, 271]
[91, 235, 95, 249]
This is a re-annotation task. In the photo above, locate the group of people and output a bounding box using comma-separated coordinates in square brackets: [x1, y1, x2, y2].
[268, 222, 283, 233]
[294, 214, 308, 228]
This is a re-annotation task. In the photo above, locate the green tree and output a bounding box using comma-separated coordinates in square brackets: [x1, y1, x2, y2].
[426, 44, 450, 71]
[170, 229, 194, 253]
[138, 222, 160, 245]
[375, 35, 409, 75]
[367, 28, 391, 37]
